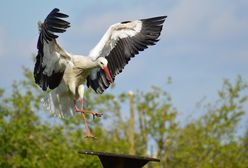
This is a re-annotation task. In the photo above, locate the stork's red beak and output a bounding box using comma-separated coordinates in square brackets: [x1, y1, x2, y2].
[103, 66, 113, 83]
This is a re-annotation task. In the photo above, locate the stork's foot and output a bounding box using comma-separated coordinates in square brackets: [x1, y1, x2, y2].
[84, 131, 96, 139]
[75, 107, 103, 119]
[91, 111, 103, 119]
[74, 106, 102, 138]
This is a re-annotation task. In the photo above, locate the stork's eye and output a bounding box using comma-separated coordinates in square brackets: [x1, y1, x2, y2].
[100, 62, 104, 65]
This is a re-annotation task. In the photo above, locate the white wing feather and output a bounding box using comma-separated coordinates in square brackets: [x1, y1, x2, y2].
[42, 40, 73, 77]
[89, 20, 142, 60]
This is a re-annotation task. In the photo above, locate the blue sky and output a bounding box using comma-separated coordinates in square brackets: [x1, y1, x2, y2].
[0, 0, 247, 125]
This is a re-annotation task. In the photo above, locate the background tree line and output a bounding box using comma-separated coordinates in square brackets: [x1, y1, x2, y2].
[0, 68, 247, 168]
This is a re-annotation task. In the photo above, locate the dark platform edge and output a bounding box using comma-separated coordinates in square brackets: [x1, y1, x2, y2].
[79, 151, 160, 168]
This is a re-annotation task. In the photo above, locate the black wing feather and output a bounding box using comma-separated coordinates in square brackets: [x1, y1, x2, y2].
[33, 8, 70, 91]
[87, 16, 167, 93]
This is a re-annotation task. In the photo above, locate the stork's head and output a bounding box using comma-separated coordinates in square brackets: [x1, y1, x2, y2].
[97, 57, 113, 83]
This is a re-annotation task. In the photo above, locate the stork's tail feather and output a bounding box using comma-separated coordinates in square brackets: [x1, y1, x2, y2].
[41, 91, 74, 118]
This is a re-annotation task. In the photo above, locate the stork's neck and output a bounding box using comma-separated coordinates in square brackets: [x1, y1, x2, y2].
[73, 55, 98, 69]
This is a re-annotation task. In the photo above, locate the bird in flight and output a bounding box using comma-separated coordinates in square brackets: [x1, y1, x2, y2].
[34, 8, 166, 138]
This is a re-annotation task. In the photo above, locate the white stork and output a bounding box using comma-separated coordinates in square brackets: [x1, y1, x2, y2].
[34, 8, 166, 137]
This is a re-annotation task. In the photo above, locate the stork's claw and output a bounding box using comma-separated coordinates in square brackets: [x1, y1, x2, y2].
[92, 112, 103, 119]
[75, 108, 103, 119]
[84, 131, 96, 139]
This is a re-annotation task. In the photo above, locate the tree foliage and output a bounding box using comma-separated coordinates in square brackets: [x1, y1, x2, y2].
[0, 69, 247, 168]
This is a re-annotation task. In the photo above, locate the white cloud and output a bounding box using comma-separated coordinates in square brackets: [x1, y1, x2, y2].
[161, 0, 248, 67]
[208, 10, 248, 40]
[73, 8, 147, 36]
[167, 0, 248, 40]
[167, 0, 214, 38]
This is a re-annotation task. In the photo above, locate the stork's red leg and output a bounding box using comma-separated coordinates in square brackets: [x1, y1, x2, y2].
[78, 99, 103, 118]
[74, 98, 102, 138]
[80, 111, 95, 138]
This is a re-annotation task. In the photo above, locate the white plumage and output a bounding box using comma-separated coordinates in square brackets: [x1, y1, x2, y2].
[34, 8, 166, 137]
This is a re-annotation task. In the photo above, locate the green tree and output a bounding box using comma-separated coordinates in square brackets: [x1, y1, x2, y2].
[0, 68, 247, 168]
[0, 68, 130, 167]
[165, 77, 248, 168]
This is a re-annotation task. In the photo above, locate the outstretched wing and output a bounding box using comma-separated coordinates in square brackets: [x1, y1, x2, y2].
[34, 8, 72, 91]
[87, 16, 167, 94]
